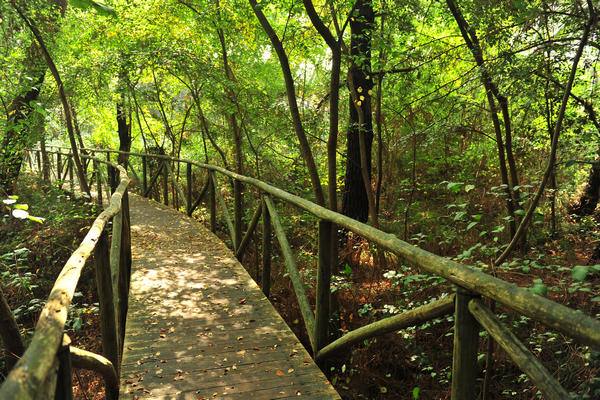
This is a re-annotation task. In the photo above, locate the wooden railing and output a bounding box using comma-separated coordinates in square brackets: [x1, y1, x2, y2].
[15, 145, 600, 399]
[0, 151, 131, 400]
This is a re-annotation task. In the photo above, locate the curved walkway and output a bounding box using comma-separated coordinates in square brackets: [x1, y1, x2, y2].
[119, 194, 340, 399]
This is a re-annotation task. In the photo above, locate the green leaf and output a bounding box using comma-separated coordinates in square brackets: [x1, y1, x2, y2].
[454, 211, 467, 221]
[413, 387, 420, 399]
[466, 222, 478, 231]
[464, 184, 475, 193]
[14, 204, 29, 210]
[72, 317, 83, 330]
[69, 0, 117, 17]
[514, 209, 526, 216]
[529, 279, 548, 296]
[571, 265, 589, 281]
[341, 263, 352, 275]
[446, 182, 463, 193]
[564, 159, 576, 168]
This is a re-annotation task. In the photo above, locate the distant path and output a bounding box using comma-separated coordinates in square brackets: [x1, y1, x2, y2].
[119, 194, 340, 399]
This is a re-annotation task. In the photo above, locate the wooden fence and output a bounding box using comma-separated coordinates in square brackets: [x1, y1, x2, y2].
[0, 151, 130, 400]
[6, 145, 600, 399]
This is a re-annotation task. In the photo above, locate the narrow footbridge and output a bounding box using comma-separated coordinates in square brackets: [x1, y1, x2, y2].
[1, 147, 600, 400]
[119, 195, 337, 398]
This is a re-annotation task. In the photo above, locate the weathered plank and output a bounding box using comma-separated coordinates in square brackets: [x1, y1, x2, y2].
[120, 194, 340, 399]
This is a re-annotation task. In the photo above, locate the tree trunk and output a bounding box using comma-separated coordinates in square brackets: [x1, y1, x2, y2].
[215, 3, 244, 250]
[12, 1, 90, 196]
[116, 65, 131, 166]
[249, 0, 325, 207]
[341, 0, 375, 223]
[446, 0, 518, 238]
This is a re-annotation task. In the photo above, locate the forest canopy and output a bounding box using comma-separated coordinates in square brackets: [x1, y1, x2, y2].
[1, 0, 599, 398]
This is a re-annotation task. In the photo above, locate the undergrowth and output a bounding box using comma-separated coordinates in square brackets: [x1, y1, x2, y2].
[0, 174, 103, 397]
[221, 181, 600, 399]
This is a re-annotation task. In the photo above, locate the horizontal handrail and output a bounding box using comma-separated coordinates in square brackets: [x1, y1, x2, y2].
[45, 145, 600, 351]
[0, 157, 130, 400]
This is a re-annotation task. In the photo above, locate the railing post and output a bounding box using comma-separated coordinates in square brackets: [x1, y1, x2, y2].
[314, 219, 332, 354]
[209, 174, 216, 233]
[93, 229, 120, 380]
[54, 334, 73, 400]
[162, 160, 169, 206]
[117, 190, 132, 354]
[57, 152, 62, 182]
[261, 198, 271, 297]
[234, 180, 242, 251]
[68, 157, 74, 193]
[94, 159, 103, 206]
[451, 286, 480, 400]
[110, 207, 123, 349]
[186, 162, 192, 216]
[142, 155, 147, 197]
[26, 150, 33, 170]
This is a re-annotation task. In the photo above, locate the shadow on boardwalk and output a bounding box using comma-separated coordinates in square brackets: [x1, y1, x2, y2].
[120, 194, 340, 399]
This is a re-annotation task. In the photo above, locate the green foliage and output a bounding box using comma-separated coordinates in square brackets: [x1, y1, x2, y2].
[69, 0, 116, 17]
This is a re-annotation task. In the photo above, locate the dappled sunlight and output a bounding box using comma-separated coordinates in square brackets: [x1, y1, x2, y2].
[119, 194, 338, 399]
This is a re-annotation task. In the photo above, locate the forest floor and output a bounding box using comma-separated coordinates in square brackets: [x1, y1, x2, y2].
[2, 175, 600, 399]
[0, 174, 105, 399]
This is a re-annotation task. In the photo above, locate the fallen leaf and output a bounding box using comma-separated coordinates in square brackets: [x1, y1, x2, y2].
[276, 370, 285, 376]
[239, 298, 247, 304]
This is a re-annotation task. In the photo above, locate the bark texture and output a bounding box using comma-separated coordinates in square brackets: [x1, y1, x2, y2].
[341, 0, 374, 223]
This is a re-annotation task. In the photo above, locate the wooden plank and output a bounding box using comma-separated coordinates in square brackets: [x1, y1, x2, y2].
[120, 194, 339, 399]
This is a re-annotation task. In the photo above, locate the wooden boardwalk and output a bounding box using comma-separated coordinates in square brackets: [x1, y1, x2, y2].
[120, 194, 340, 399]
